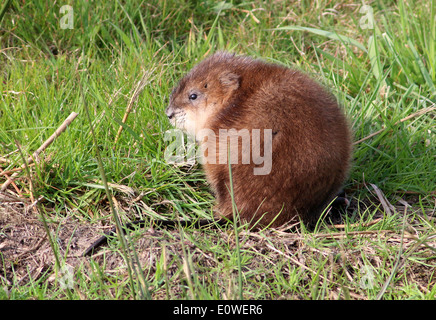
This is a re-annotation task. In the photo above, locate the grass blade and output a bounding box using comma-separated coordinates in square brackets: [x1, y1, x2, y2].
[273, 26, 367, 52]
[407, 39, 436, 97]
[227, 145, 243, 300]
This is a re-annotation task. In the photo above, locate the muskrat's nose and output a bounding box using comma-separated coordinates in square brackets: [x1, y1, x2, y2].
[165, 106, 174, 119]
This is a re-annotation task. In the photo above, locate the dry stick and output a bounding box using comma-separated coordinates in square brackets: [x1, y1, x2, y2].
[314, 229, 392, 240]
[0, 167, 22, 196]
[113, 69, 155, 146]
[353, 105, 435, 145]
[329, 218, 382, 229]
[0, 112, 79, 192]
[0, 163, 35, 176]
[0, 157, 12, 164]
[369, 183, 395, 216]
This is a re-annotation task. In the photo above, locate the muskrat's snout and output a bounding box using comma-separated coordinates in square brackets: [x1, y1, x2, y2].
[165, 105, 175, 120]
[165, 104, 180, 127]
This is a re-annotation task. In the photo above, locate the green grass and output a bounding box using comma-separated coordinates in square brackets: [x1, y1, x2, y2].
[1, 0, 435, 300]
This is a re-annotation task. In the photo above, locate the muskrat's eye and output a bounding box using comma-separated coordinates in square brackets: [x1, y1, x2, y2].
[189, 93, 198, 100]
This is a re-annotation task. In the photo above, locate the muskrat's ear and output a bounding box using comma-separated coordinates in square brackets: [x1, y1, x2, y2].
[219, 72, 240, 91]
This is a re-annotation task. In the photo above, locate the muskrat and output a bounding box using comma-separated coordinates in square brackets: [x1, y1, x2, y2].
[83, 52, 351, 256]
[165, 51, 351, 228]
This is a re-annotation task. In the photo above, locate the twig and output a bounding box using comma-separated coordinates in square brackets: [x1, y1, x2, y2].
[0, 157, 12, 164]
[368, 183, 395, 216]
[0, 167, 22, 196]
[353, 105, 435, 145]
[0, 112, 79, 192]
[314, 229, 392, 239]
[0, 163, 35, 176]
[329, 218, 382, 229]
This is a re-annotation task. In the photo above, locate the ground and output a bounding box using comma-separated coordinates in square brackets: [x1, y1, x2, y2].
[1, 191, 435, 300]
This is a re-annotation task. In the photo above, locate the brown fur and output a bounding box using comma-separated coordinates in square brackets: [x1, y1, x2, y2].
[166, 52, 352, 228]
